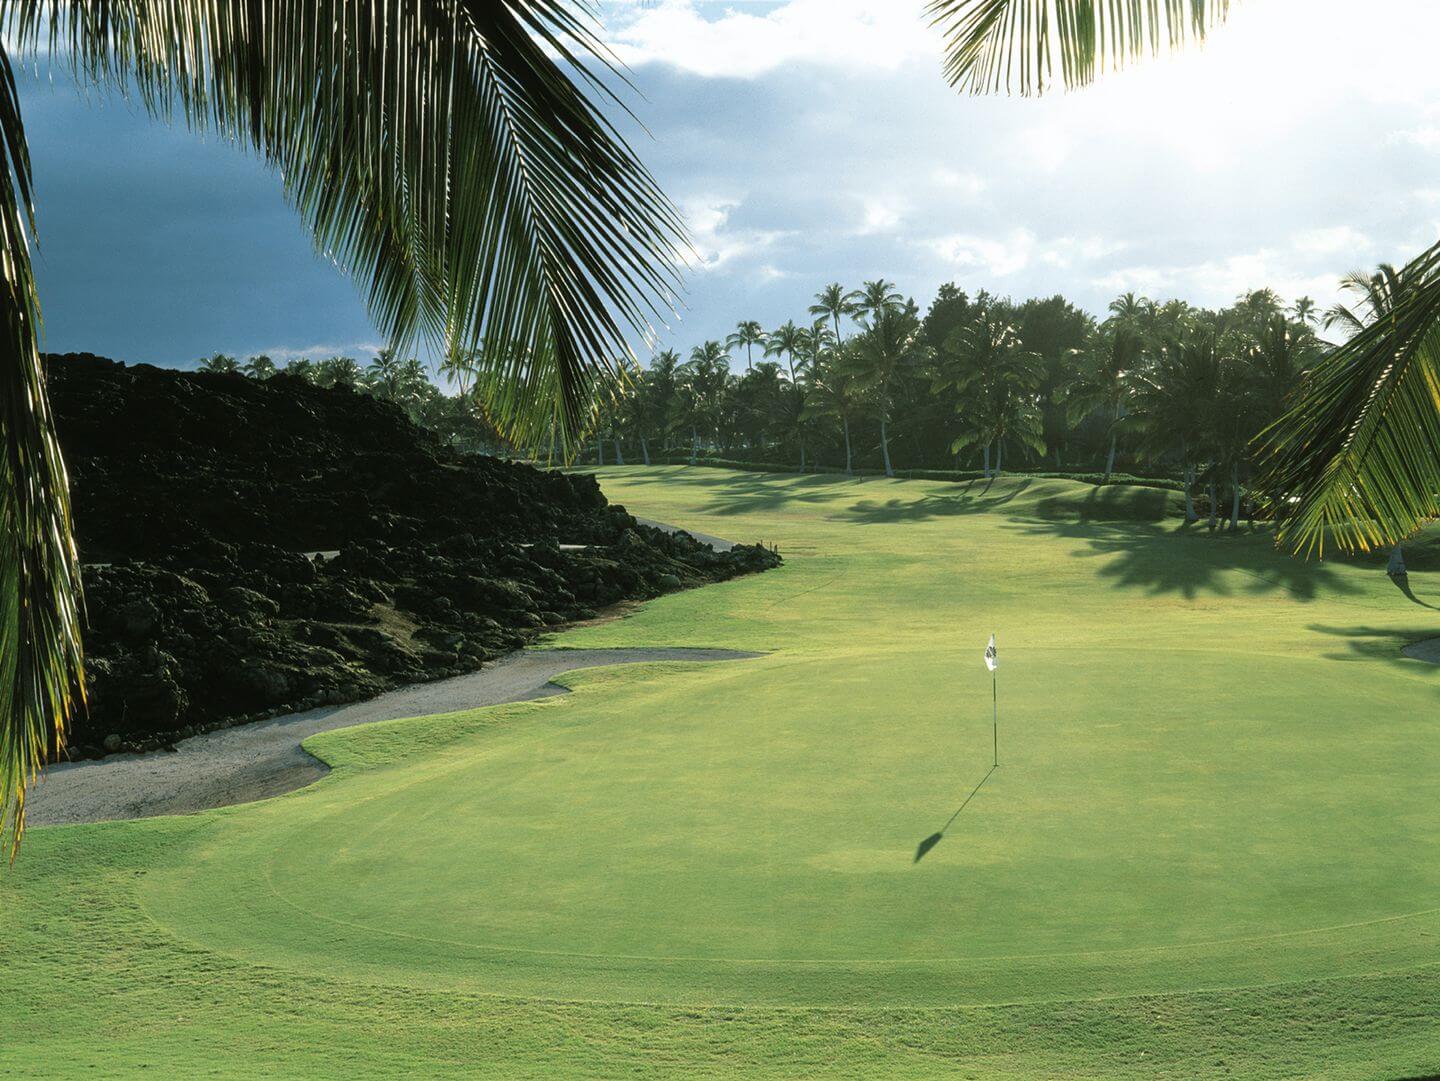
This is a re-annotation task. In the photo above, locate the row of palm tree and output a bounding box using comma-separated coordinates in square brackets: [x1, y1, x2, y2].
[578, 279, 1335, 531]
[198, 348, 513, 452]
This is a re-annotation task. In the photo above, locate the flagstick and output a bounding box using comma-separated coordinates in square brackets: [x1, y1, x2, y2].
[992, 633, 998, 768]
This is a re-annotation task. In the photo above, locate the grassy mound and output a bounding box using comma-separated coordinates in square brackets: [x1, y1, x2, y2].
[7, 467, 1440, 1078]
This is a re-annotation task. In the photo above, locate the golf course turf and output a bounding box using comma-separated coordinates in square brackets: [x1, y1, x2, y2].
[7, 467, 1440, 1078]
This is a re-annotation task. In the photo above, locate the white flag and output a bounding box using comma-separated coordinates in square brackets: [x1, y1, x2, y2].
[984, 634, 997, 672]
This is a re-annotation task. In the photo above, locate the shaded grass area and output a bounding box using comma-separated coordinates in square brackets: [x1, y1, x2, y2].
[7, 467, 1440, 1077]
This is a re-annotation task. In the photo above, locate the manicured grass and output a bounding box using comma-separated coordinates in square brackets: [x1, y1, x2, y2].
[7, 467, 1440, 1077]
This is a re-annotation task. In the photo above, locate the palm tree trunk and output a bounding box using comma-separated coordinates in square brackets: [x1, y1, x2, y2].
[746, 343, 753, 373]
[982, 443, 991, 478]
[1183, 465, 1198, 522]
[1054, 445, 1062, 469]
[1389, 542, 1408, 577]
[880, 417, 895, 477]
[1229, 464, 1241, 530]
[613, 436, 625, 466]
[640, 434, 650, 466]
[995, 440, 1004, 477]
[798, 442, 806, 473]
[1104, 430, 1117, 480]
[596, 435, 604, 467]
[1207, 482, 1218, 529]
[842, 414, 853, 475]
[689, 427, 698, 466]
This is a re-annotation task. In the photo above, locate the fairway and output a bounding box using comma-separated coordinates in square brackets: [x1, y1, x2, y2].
[9, 467, 1440, 1077]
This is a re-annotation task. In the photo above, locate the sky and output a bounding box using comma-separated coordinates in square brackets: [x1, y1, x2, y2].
[20, 0, 1440, 369]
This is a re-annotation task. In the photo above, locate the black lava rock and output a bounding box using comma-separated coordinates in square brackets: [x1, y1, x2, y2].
[44, 353, 780, 759]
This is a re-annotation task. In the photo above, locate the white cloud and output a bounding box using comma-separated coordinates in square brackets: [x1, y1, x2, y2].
[931, 168, 987, 199]
[244, 341, 384, 362]
[1092, 253, 1340, 312]
[925, 229, 1038, 277]
[855, 197, 904, 235]
[680, 194, 790, 273]
[1291, 226, 1372, 258]
[601, 0, 935, 79]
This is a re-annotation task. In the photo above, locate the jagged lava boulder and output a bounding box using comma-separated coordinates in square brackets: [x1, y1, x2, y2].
[44, 354, 779, 759]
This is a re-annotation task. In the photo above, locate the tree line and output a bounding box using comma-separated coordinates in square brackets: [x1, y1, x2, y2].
[576, 276, 1390, 530]
[196, 348, 507, 452]
[208, 267, 1403, 535]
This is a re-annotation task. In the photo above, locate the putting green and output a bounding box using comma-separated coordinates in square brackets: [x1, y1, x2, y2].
[9, 468, 1440, 1077]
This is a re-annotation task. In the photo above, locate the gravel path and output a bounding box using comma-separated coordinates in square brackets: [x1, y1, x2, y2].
[29, 647, 760, 827]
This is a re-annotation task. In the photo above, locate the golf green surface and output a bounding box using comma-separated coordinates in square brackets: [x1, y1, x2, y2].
[7, 467, 1440, 1078]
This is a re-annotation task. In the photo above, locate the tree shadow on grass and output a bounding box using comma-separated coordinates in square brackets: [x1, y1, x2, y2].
[1004, 516, 1362, 601]
[837, 480, 1181, 528]
[1307, 623, 1440, 666]
[842, 478, 1034, 526]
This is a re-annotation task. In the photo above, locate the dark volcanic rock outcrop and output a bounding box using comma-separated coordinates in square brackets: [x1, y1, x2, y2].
[46, 354, 778, 759]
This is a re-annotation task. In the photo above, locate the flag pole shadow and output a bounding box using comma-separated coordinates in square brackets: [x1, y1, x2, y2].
[913, 764, 997, 864]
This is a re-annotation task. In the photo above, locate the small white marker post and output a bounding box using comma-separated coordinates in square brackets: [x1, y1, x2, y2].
[984, 633, 998, 768]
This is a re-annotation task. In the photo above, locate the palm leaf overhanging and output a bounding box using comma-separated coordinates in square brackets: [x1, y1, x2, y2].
[926, 0, 1233, 95]
[0, 0, 685, 854]
[930, 1, 1440, 560]
[1256, 242, 1440, 558]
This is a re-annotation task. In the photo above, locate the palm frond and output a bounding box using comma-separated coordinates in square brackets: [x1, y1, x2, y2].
[927, 0, 1234, 96]
[0, 38, 84, 858]
[7, 1, 684, 447]
[1257, 241, 1440, 557]
[0, 0, 686, 851]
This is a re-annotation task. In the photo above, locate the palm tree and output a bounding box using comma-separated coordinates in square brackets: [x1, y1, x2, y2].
[841, 307, 929, 477]
[367, 349, 403, 399]
[616, 362, 654, 465]
[854, 278, 904, 322]
[316, 356, 361, 390]
[809, 283, 862, 345]
[2, 2, 685, 849]
[935, 309, 1045, 477]
[679, 345, 730, 465]
[1321, 263, 1406, 336]
[439, 349, 477, 396]
[1290, 296, 1319, 326]
[926, 1, 1440, 561]
[1063, 325, 1144, 480]
[725, 321, 766, 373]
[765, 320, 807, 383]
[805, 351, 866, 475]
[1131, 332, 1222, 522]
[198, 353, 240, 375]
[242, 354, 276, 380]
[646, 349, 683, 452]
[1106, 291, 1148, 326]
[282, 357, 316, 383]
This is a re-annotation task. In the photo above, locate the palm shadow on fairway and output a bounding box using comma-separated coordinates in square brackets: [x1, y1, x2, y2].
[914, 764, 997, 864]
[841, 478, 1034, 525]
[838, 480, 1175, 527]
[1308, 623, 1440, 667]
[1005, 516, 1361, 601]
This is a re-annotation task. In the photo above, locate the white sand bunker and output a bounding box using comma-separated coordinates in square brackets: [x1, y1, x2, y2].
[29, 647, 760, 827]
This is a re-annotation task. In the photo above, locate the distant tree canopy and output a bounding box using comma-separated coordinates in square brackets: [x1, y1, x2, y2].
[560, 279, 1332, 532]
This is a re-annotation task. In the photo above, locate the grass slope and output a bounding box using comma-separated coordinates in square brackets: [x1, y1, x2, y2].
[7, 468, 1440, 1078]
